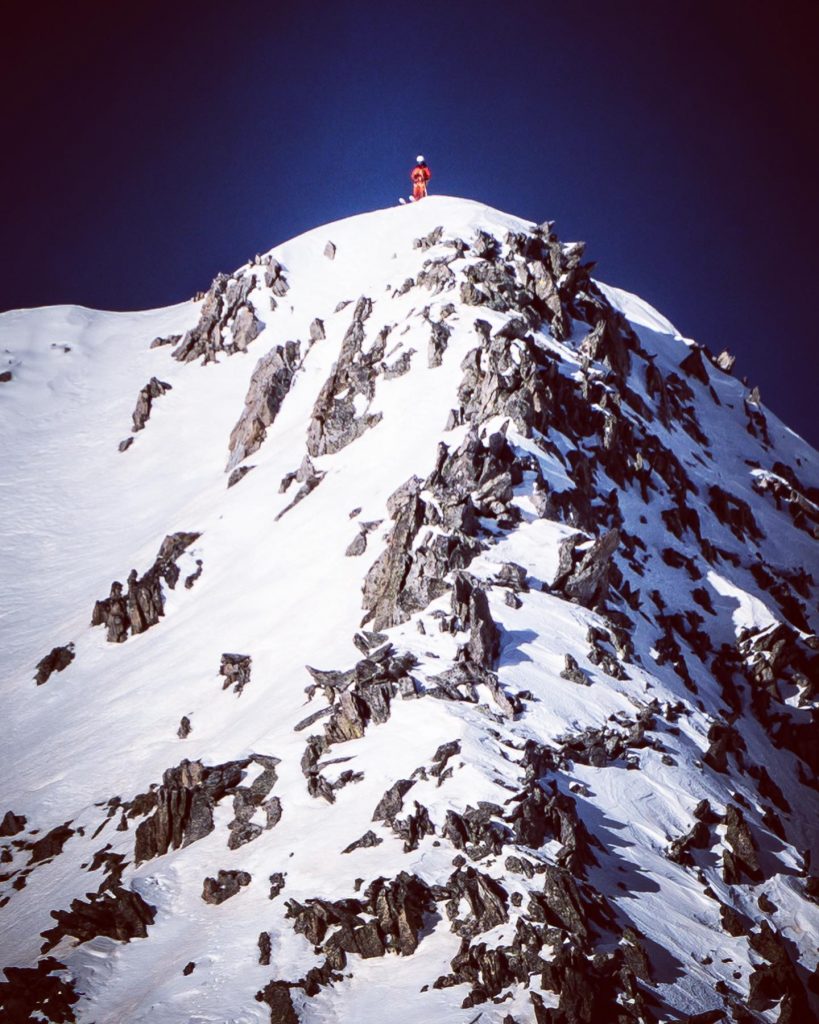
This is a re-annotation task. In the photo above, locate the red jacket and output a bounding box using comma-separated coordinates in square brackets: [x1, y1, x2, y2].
[411, 164, 431, 184]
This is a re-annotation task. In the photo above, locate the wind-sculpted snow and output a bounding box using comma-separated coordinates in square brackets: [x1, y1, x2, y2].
[1, 197, 817, 1023]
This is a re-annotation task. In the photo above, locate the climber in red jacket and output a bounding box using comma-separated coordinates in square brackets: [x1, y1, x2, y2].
[411, 155, 431, 201]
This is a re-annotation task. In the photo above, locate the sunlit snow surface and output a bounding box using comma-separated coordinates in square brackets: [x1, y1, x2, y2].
[1, 197, 817, 1022]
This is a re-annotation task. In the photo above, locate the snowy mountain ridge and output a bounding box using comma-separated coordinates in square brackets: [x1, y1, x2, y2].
[1, 197, 817, 1024]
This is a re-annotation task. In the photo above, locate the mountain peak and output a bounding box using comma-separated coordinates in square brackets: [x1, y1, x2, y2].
[1, 200, 817, 1023]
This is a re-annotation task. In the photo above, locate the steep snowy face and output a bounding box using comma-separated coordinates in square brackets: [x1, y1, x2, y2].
[1, 196, 817, 1024]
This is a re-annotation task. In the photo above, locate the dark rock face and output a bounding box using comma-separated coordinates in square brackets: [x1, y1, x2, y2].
[220, 653, 252, 695]
[560, 653, 590, 686]
[34, 643, 75, 685]
[372, 779, 415, 822]
[0, 957, 79, 1022]
[202, 870, 251, 905]
[131, 376, 172, 432]
[134, 758, 250, 864]
[256, 980, 299, 1024]
[227, 341, 300, 471]
[747, 921, 812, 1019]
[307, 297, 384, 457]
[91, 532, 200, 642]
[41, 887, 156, 952]
[342, 830, 383, 854]
[555, 529, 620, 607]
[722, 804, 763, 884]
[29, 823, 75, 864]
[445, 865, 508, 937]
[0, 811, 27, 837]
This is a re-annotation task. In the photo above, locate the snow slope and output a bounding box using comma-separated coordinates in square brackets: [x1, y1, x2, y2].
[1, 197, 817, 1024]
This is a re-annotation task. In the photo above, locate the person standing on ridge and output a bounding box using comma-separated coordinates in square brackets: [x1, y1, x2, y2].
[411, 155, 431, 201]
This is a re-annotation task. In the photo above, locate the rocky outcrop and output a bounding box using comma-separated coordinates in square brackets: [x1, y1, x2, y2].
[41, 886, 156, 952]
[133, 757, 252, 864]
[256, 980, 299, 1024]
[28, 823, 75, 864]
[202, 870, 251, 905]
[227, 342, 300, 471]
[0, 957, 79, 1023]
[284, 870, 436, 984]
[306, 297, 384, 457]
[0, 811, 26, 836]
[131, 376, 172, 432]
[300, 645, 419, 802]
[34, 643, 75, 685]
[722, 804, 762, 884]
[219, 653, 252, 695]
[553, 529, 620, 607]
[91, 532, 200, 642]
[170, 267, 268, 363]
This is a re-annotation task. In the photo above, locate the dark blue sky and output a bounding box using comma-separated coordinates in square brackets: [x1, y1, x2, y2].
[3, 1, 817, 445]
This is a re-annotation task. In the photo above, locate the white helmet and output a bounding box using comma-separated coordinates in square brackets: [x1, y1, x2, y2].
[416, 154, 425, 163]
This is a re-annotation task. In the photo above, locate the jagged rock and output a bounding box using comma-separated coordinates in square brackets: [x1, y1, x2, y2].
[256, 980, 299, 1024]
[361, 476, 426, 630]
[345, 531, 367, 557]
[372, 779, 414, 822]
[558, 529, 620, 607]
[747, 921, 811, 1019]
[0, 957, 79, 1021]
[384, 347, 415, 378]
[715, 349, 736, 373]
[0, 810, 26, 836]
[560, 653, 590, 686]
[220, 653, 252, 695]
[703, 721, 745, 773]
[134, 758, 249, 864]
[309, 317, 326, 343]
[29, 823, 74, 864]
[269, 873, 286, 899]
[428, 320, 451, 368]
[528, 866, 602, 949]
[118, 436, 134, 452]
[177, 716, 192, 739]
[366, 872, 435, 955]
[172, 270, 267, 363]
[679, 345, 711, 385]
[392, 801, 435, 852]
[34, 643, 75, 685]
[414, 226, 445, 251]
[132, 376, 171, 432]
[275, 455, 326, 521]
[227, 341, 300, 470]
[227, 464, 254, 488]
[443, 803, 509, 860]
[342, 830, 383, 854]
[202, 869, 251, 904]
[668, 819, 710, 865]
[41, 886, 156, 952]
[91, 532, 200, 642]
[307, 297, 383, 457]
[258, 931, 272, 965]
[184, 559, 203, 588]
[445, 865, 508, 937]
[722, 804, 762, 884]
